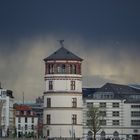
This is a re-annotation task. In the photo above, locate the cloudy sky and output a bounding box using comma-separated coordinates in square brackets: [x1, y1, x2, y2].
[0, 0, 140, 100]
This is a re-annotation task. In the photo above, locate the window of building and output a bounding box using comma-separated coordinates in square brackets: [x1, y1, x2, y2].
[131, 111, 140, 117]
[131, 105, 140, 108]
[21, 111, 24, 115]
[24, 111, 26, 115]
[87, 102, 93, 108]
[112, 120, 120, 125]
[18, 117, 21, 123]
[18, 124, 21, 130]
[113, 131, 119, 138]
[27, 111, 31, 115]
[72, 98, 77, 107]
[112, 103, 119, 108]
[47, 130, 50, 136]
[25, 124, 27, 130]
[25, 117, 27, 123]
[71, 81, 75, 90]
[31, 125, 34, 130]
[100, 120, 106, 125]
[99, 102, 106, 108]
[72, 65, 77, 74]
[70, 64, 77, 74]
[48, 64, 54, 74]
[72, 114, 77, 124]
[112, 111, 120, 117]
[47, 98, 51, 108]
[131, 120, 140, 126]
[100, 131, 106, 139]
[62, 64, 66, 74]
[49, 81, 53, 90]
[70, 64, 72, 74]
[99, 111, 106, 117]
[16, 111, 20, 115]
[32, 118, 34, 123]
[46, 114, 51, 124]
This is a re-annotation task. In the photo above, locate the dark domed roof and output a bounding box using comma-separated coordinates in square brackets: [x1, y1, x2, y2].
[44, 47, 83, 61]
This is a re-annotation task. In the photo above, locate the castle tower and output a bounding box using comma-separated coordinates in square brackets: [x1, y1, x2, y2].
[43, 41, 83, 139]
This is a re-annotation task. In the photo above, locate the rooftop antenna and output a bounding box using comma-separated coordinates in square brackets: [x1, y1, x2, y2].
[0, 82, 2, 89]
[58, 40, 64, 48]
[23, 92, 24, 105]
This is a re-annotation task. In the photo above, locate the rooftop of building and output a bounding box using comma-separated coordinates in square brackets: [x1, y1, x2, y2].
[44, 47, 83, 61]
[84, 83, 140, 103]
[14, 104, 32, 111]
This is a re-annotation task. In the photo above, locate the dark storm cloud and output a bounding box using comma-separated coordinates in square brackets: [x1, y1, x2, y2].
[0, 1, 140, 100]
[0, 1, 140, 41]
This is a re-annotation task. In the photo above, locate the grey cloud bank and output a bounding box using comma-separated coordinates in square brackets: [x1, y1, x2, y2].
[0, 36, 140, 100]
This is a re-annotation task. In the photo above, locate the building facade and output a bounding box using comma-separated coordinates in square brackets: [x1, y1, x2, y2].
[0, 88, 14, 137]
[15, 105, 38, 138]
[83, 83, 140, 140]
[43, 43, 83, 139]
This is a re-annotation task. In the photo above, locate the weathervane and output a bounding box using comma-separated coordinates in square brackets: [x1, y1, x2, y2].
[58, 40, 64, 47]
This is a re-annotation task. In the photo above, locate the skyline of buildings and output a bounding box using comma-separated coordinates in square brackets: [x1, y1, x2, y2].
[0, 45, 140, 140]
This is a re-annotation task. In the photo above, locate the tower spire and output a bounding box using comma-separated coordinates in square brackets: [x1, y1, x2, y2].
[58, 40, 64, 48]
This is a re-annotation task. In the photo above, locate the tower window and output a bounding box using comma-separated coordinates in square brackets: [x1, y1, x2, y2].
[72, 98, 77, 107]
[49, 81, 53, 90]
[47, 98, 51, 108]
[72, 114, 77, 124]
[72, 64, 76, 74]
[57, 65, 61, 74]
[62, 64, 66, 74]
[71, 81, 75, 90]
[48, 64, 54, 74]
[46, 114, 51, 124]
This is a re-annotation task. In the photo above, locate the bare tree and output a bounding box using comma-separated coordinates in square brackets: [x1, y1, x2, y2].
[87, 107, 102, 140]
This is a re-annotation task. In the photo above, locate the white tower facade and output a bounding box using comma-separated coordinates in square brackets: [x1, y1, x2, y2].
[43, 42, 83, 139]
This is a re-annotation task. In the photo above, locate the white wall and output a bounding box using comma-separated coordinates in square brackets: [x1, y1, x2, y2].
[45, 74, 82, 93]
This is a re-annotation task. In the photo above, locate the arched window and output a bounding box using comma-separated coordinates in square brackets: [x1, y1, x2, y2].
[113, 131, 119, 136]
[100, 131, 106, 140]
[113, 131, 120, 140]
[62, 64, 66, 74]
[72, 64, 76, 74]
[48, 64, 54, 74]
[57, 64, 61, 74]
[87, 131, 93, 140]
[70, 64, 72, 74]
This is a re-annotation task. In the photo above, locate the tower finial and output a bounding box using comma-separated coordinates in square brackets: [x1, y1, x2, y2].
[58, 40, 64, 48]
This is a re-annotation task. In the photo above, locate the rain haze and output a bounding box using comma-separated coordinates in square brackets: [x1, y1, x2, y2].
[0, 1, 140, 100]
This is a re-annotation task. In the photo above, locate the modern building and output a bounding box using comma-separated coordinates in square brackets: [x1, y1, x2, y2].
[15, 104, 38, 138]
[0, 87, 14, 137]
[43, 41, 83, 139]
[83, 83, 140, 140]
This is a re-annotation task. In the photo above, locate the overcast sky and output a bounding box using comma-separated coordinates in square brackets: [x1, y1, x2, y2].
[0, 0, 140, 101]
